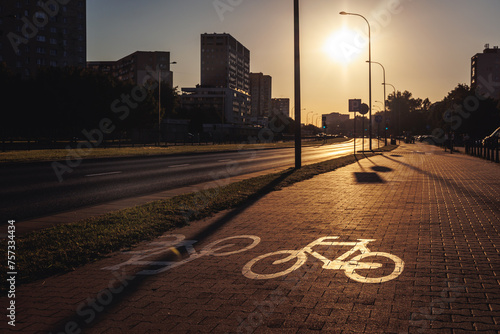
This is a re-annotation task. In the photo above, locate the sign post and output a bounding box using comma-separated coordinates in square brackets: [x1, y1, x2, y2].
[359, 104, 369, 152]
[349, 99, 361, 154]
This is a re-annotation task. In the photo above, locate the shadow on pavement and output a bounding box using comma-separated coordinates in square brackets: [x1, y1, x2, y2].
[354, 172, 385, 183]
[50, 169, 295, 333]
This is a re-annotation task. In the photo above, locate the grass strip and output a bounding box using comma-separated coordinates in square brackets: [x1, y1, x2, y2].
[0, 138, 348, 163]
[0, 145, 396, 291]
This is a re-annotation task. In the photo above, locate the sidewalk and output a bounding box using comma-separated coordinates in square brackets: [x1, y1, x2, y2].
[3, 143, 500, 333]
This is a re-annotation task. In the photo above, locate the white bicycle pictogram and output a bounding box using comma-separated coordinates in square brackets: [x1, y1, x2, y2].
[102, 234, 260, 275]
[242, 236, 404, 283]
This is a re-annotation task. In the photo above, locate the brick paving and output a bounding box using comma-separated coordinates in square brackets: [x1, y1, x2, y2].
[2, 142, 500, 333]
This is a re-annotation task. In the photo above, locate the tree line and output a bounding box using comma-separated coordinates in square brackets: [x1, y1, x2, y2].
[381, 84, 500, 142]
[0, 64, 177, 143]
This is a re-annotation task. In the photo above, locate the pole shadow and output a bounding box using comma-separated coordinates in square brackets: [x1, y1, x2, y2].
[49, 169, 296, 333]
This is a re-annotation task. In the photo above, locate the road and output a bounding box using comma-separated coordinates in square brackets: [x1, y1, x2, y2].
[0, 139, 376, 222]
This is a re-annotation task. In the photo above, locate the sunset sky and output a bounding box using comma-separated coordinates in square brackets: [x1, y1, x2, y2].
[87, 0, 500, 122]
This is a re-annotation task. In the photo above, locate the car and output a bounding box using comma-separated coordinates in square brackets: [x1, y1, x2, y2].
[482, 127, 500, 146]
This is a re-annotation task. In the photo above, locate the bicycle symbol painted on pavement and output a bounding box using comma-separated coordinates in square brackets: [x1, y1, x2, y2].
[102, 234, 261, 276]
[242, 236, 404, 283]
[102, 234, 404, 283]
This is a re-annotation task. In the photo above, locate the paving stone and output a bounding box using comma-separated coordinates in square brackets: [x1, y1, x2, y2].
[2, 143, 500, 333]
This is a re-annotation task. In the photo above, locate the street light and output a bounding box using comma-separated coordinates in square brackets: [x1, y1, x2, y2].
[340, 11, 372, 150]
[367, 60, 387, 145]
[158, 61, 177, 146]
[294, 0, 302, 168]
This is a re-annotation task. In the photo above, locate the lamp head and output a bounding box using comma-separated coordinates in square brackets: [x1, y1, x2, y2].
[339, 11, 347, 15]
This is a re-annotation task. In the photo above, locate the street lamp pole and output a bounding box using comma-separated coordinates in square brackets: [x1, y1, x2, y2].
[368, 61, 387, 145]
[340, 11, 372, 150]
[294, 0, 302, 168]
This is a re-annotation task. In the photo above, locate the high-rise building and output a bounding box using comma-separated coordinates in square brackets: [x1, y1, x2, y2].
[182, 33, 251, 125]
[201, 33, 250, 93]
[272, 98, 290, 118]
[471, 44, 500, 100]
[0, 0, 87, 77]
[88, 51, 173, 87]
[250, 73, 272, 117]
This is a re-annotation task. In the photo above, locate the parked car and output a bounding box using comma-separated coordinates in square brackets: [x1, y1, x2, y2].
[482, 127, 500, 145]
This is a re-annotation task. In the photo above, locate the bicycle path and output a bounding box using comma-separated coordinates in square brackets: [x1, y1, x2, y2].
[3, 142, 500, 333]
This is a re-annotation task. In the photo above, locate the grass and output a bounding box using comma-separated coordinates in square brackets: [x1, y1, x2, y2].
[0, 138, 348, 163]
[0, 145, 397, 291]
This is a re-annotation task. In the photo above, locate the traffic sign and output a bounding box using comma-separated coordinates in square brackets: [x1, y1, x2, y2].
[349, 99, 361, 112]
[359, 103, 369, 115]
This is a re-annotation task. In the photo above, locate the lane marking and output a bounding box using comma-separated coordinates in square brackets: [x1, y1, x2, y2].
[168, 164, 191, 168]
[218, 159, 232, 162]
[85, 171, 122, 178]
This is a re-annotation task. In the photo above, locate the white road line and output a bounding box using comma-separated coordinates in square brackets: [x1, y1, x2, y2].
[168, 164, 191, 168]
[218, 159, 231, 162]
[85, 171, 123, 178]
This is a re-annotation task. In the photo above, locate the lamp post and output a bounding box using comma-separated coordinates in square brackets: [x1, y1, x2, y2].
[340, 11, 372, 150]
[158, 61, 176, 146]
[383, 83, 397, 143]
[294, 0, 302, 168]
[368, 61, 387, 145]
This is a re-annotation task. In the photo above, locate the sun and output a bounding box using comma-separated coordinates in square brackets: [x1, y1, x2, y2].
[323, 28, 363, 64]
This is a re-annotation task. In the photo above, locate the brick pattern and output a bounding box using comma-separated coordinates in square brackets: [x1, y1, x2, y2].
[1, 143, 500, 333]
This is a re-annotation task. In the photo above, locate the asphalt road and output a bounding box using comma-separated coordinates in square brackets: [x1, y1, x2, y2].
[0, 139, 375, 222]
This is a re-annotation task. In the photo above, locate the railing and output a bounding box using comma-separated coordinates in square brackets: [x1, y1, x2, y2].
[465, 138, 500, 163]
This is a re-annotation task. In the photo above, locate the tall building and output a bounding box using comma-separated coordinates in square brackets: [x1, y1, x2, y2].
[201, 33, 250, 93]
[0, 0, 87, 77]
[272, 98, 290, 118]
[471, 44, 500, 100]
[250, 73, 272, 117]
[182, 33, 251, 125]
[88, 51, 173, 87]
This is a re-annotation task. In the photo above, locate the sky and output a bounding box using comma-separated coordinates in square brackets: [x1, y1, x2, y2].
[87, 0, 500, 123]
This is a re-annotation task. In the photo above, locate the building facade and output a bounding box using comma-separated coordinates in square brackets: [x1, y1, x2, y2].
[272, 98, 290, 118]
[182, 33, 251, 125]
[201, 33, 250, 93]
[0, 0, 86, 77]
[87, 51, 173, 87]
[471, 45, 500, 100]
[250, 73, 272, 117]
[322, 112, 350, 135]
